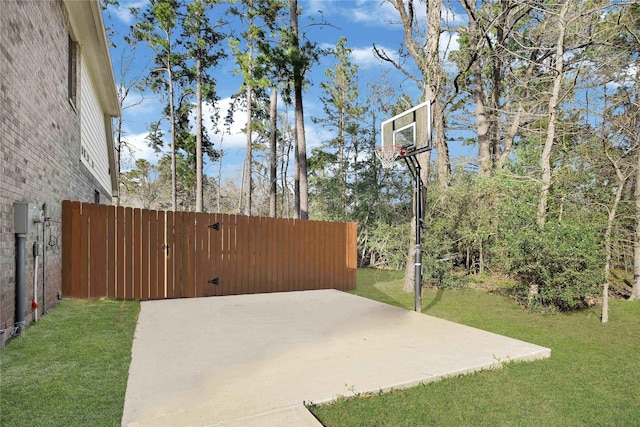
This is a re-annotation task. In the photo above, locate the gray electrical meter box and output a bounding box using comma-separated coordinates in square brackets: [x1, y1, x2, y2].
[14, 202, 44, 234]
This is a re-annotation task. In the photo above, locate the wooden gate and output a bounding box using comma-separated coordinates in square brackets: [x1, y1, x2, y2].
[62, 201, 357, 300]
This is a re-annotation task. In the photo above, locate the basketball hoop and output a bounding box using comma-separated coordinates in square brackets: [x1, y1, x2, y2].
[375, 145, 404, 169]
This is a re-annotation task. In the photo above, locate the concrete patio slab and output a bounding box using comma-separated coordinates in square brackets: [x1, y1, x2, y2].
[122, 290, 550, 426]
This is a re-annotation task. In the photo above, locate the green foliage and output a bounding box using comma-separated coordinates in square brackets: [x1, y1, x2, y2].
[505, 223, 604, 311]
[363, 220, 410, 270]
[421, 238, 462, 289]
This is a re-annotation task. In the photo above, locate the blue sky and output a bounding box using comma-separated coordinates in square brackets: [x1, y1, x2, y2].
[103, 0, 468, 181]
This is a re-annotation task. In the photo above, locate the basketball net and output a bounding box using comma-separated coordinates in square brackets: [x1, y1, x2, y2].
[374, 145, 403, 169]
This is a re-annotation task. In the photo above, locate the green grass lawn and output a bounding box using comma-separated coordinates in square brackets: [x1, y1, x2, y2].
[1, 271, 638, 426]
[310, 269, 640, 426]
[0, 299, 139, 427]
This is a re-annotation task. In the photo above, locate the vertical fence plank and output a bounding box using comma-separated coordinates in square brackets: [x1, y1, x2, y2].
[210, 213, 222, 296]
[309, 220, 320, 290]
[324, 221, 334, 289]
[227, 214, 236, 296]
[278, 218, 287, 292]
[259, 217, 268, 293]
[132, 208, 142, 300]
[89, 203, 107, 298]
[106, 205, 116, 298]
[333, 221, 341, 288]
[230, 215, 240, 295]
[296, 219, 305, 291]
[232, 215, 242, 295]
[320, 221, 329, 289]
[301, 219, 309, 291]
[62, 201, 79, 297]
[246, 215, 255, 294]
[186, 211, 196, 298]
[166, 211, 175, 298]
[263, 216, 275, 293]
[288, 219, 295, 292]
[218, 213, 229, 295]
[338, 221, 348, 290]
[194, 213, 202, 297]
[348, 222, 357, 290]
[173, 211, 184, 298]
[299, 219, 308, 291]
[115, 206, 125, 299]
[233, 215, 247, 295]
[196, 213, 212, 297]
[309, 220, 317, 290]
[290, 218, 298, 292]
[141, 209, 150, 300]
[79, 203, 89, 298]
[281, 218, 289, 292]
[157, 210, 166, 299]
[148, 210, 158, 300]
[248, 216, 258, 294]
[288, 218, 297, 292]
[184, 211, 196, 298]
[123, 207, 133, 300]
[329, 221, 338, 290]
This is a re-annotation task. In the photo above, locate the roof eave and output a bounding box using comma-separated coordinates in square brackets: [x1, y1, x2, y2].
[64, 0, 121, 117]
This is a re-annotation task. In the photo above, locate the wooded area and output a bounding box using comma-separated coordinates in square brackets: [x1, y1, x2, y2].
[105, 0, 640, 317]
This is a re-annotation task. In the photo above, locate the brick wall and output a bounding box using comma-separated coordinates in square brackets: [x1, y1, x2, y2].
[0, 0, 112, 345]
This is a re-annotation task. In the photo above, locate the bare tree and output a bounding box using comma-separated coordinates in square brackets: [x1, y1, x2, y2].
[536, 1, 571, 230]
[269, 88, 278, 217]
[113, 43, 148, 206]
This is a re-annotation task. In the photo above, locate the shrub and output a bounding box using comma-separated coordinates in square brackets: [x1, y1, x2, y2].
[505, 222, 603, 311]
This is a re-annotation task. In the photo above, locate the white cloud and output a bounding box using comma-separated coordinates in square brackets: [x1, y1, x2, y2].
[108, 0, 147, 25]
[440, 31, 460, 57]
[350, 46, 384, 68]
[119, 131, 163, 171]
[321, 41, 393, 69]
[305, 0, 397, 27]
[203, 97, 247, 152]
[442, 7, 467, 27]
[122, 91, 160, 116]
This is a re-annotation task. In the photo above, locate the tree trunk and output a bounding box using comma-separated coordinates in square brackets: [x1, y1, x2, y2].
[536, 2, 569, 230]
[461, 1, 491, 177]
[603, 182, 623, 321]
[496, 47, 538, 170]
[290, 0, 308, 219]
[426, 0, 449, 188]
[632, 146, 640, 300]
[115, 115, 123, 207]
[473, 55, 491, 176]
[245, 85, 253, 216]
[496, 103, 523, 170]
[168, 56, 177, 212]
[295, 94, 308, 219]
[433, 97, 450, 188]
[603, 147, 629, 320]
[269, 88, 278, 218]
[195, 56, 203, 213]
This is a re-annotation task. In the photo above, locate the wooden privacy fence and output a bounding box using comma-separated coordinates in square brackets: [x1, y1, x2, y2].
[62, 201, 357, 300]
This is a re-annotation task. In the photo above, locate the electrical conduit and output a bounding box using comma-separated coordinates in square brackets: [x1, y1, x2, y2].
[33, 250, 39, 322]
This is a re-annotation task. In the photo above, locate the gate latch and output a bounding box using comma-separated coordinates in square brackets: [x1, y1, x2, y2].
[208, 277, 219, 286]
[208, 223, 220, 231]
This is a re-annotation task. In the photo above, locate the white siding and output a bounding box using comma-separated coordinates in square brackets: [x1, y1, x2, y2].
[80, 56, 111, 196]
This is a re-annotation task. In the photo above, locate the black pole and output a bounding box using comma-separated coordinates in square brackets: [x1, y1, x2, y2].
[414, 161, 422, 312]
[15, 233, 26, 334]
